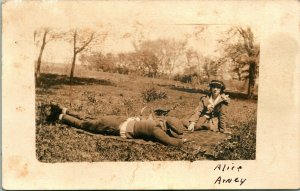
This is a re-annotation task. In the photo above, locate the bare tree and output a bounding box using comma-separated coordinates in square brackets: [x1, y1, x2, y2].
[34, 28, 60, 85]
[137, 38, 188, 78]
[70, 29, 93, 81]
[219, 26, 260, 98]
[64, 29, 108, 82]
[130, 21, 150, 52]
[136, 51, 159, 78]
[162, 39, 188, 78]
[184, 49, 205, 78]
[80, 52, 117, 72]
[122, 22, 189, 78]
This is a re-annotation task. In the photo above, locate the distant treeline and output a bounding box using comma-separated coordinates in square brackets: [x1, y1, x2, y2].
[35, 26, 259, 98]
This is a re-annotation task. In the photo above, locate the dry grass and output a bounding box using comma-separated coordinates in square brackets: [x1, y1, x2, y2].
[36, 69, 257, 162]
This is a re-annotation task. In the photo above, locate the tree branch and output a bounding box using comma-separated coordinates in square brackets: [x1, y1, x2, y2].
[42, 30, 48, 45]
[236, 27, 254, 56]
[73, 30, 77, 53]
[75, 32, 95, 54]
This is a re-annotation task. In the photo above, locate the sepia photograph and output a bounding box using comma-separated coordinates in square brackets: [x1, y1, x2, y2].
[2, 0, 299, 189]
[35, 20, 259, 162]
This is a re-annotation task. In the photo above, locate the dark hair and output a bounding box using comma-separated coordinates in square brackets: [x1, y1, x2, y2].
[209, 80, 226, 93]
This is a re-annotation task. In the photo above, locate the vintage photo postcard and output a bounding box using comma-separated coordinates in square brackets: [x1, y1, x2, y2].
[2, 0, 299, 189]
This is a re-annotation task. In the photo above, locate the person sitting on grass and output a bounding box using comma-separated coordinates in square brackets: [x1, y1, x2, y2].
[184, 80, 230, 133]
[47, 104, 187, 147]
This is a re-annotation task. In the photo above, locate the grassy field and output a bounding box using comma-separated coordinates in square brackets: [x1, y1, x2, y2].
[36, 69, 257, 162]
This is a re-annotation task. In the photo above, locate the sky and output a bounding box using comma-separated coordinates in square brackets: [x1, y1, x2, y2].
[26, 1, 261, 64]
[42, 25, 233, 64]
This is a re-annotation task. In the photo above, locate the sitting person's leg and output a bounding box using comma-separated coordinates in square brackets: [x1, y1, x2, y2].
[165, 116, 185, 135]
[194, 122, 210, 131]
[180, 117, 190, 129]
[151, 126, 183, 147]
[133, 119, 184, 147]
[180, 117, 208, 131]
[192, 117, 210, 131]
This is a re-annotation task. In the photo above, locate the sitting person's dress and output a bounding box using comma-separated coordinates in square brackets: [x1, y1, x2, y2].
[185, 93, 230, 132]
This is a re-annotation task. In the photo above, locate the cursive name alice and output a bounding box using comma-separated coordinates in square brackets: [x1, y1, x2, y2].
[213, 163, 246, 186]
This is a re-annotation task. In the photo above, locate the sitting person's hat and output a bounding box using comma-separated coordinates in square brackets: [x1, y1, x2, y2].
[209, 80, 226, 90]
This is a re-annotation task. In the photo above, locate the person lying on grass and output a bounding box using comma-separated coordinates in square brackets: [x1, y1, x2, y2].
[47, 105, 187, 147]
[183, 80, 230, 133]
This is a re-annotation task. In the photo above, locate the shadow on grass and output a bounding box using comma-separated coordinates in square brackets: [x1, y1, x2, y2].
[37, 73, 115, 89]
[160, 84, 257, 100]
[36, 88, 55, 95]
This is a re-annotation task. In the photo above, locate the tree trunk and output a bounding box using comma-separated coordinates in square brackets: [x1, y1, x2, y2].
[35, 31, 48, 86]
[206, 69, 211, 82]
[247, 62, 256, 98]
[70, 52, 77, 82]
[70, 30, 77, 83]
[69, 29, 94, 83]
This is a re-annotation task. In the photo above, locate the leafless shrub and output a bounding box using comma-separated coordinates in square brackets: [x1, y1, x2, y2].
[141, 84, 167, 102]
